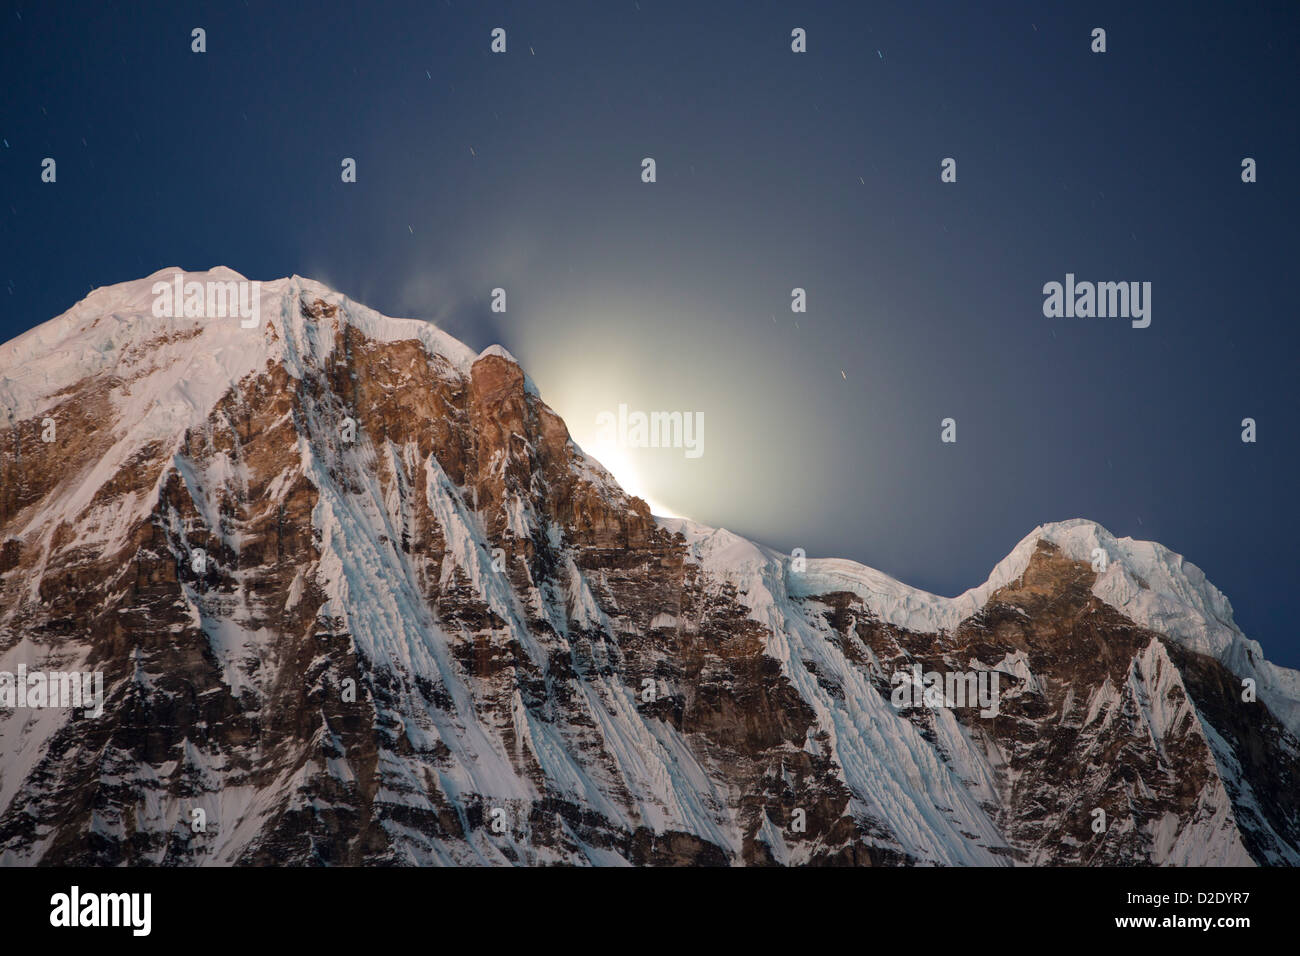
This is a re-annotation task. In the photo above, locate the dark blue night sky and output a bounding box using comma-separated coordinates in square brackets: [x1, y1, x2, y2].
[2, 1, 1297, 664]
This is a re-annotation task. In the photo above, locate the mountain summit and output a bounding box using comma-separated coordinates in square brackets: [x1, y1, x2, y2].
[0, 271, 1296, 865]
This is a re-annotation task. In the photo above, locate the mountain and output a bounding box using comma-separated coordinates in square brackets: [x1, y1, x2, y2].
[0, 268, 1296, 866]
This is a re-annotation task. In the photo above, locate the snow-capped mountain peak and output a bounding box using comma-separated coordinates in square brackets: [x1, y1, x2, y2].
[1, 272, 1296, 866]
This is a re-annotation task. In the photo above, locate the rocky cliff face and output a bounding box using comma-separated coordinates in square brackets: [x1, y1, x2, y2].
[0, 269, 1296, 866]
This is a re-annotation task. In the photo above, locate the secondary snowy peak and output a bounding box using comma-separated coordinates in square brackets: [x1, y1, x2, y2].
[782, 519, 1230, 637]
[695, 515, 1299, 738]
[1019, 521, 1300, 730]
